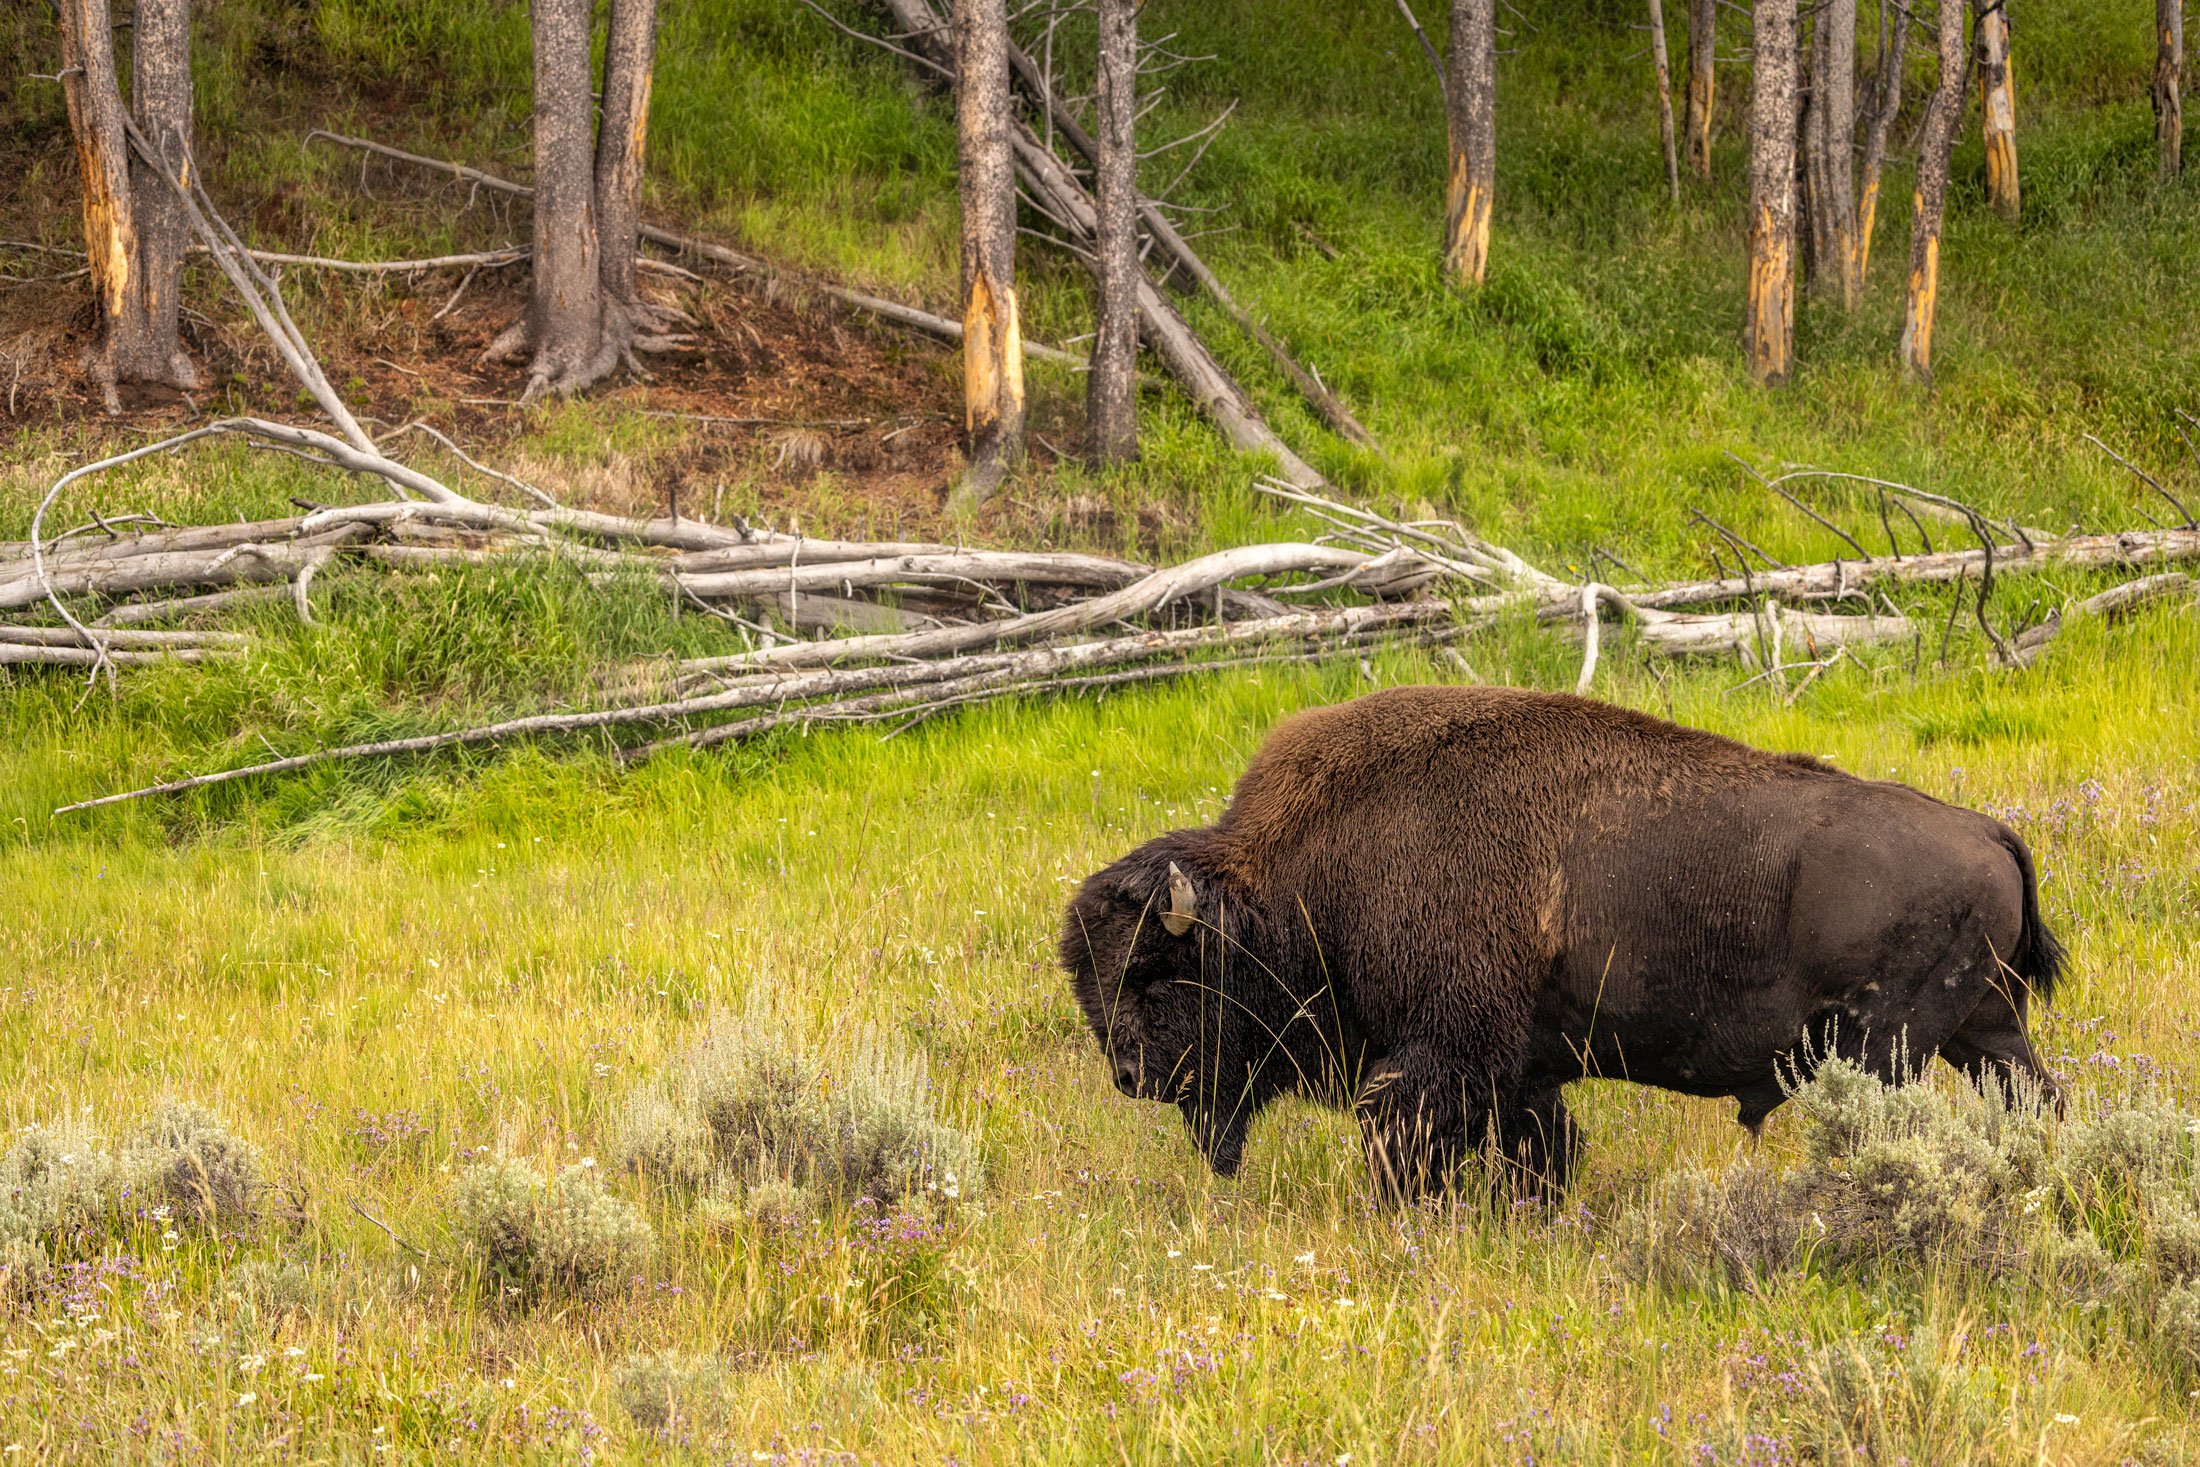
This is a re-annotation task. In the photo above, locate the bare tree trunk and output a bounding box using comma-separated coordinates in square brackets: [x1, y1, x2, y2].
[1745, 0, 1800, 385]
[596, 0, 673, 364]
[1648, 0, 1681, 203]
[127, 0, 197, 393]
[1901, 0, 1968, 381]
[1444, 0, 1496, 284]
[1685, 0, 1717, 179]
[488, 0, 614, 398]
[1086, 0, 1139, 464]
[953, 0, 1025, 505]
[1803, 0, 1858, 305]
[1974, 0, 2019, 221]
[57, 0, 195, 409]
[2160, 0, 2186, 180]
[1854, 3, 1910, 283]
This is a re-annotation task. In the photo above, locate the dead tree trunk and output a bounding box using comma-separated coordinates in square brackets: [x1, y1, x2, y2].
[488, 0, 614, 398]
[1086, 0, 1139, 464]
[953, 0, 1025, 505]
[1803, 0, 1859, 306]
[1901, 0, 1968, 381]
[1745, 0, 1800, 385]
[1974, 0, 2019, 221]
[1445, 0, 1497, 284]
[595, 0, 680, 364]
[1648, 0, 1681, 203]
[1854, 3, 1910, 283]
[56, 0, 197, 409]
[2160, 0, 2186, 180]
[1685, 0, 1717, 179]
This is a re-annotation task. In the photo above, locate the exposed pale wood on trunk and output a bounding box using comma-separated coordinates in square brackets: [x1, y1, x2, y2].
[1745, 0, 1800, 385]
[1444, 0, 1497, 285]
[2161, 0, 2186, 180]
[1901, 0, 1967, 382]
[1086, 0, 1140, 464]
[1802, 0, 1859, 306]
[596, 0, 675, 363]
[952, 0, 1025, 507]
[127, 0, 198, 392]
[1647, 0, 1682, 203]
[1974, 0, 2019, 220]
[1854, 4, 1910, 283]
[1685, 0, 1718, 179]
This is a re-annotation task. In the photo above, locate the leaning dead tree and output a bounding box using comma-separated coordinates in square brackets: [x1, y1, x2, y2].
[1901, 0, 1969, 382]
[1974, 0, 2020, 222]
[1646, 0, 1682, 203]
[54, 0, 199, 407]
[487, 0, 680, 397]
[1745, 0, 1800, 385]
[1086, 0, 1140, 464]
[1445, 0, 1498, 285]
[2161, 0, 2186, 180]
[1685, 0, 1717, 179]
[952, 0, 1026, 507]
[1801, 0, 1859, 307]
[1853, 3, 1911, 285]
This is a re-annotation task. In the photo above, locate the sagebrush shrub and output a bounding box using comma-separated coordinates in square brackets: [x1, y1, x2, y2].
[0, 1118, 130, 1260]
[613, 1351, 732, 1432]
[129, 1101, 262, 1226]
[452, 1157, 650, 1300]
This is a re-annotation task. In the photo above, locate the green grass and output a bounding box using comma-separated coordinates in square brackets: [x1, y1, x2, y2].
[4, 0, 2200, 1459]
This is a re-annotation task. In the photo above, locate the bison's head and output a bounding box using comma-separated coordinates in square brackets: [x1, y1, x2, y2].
[1060, 837, 1300, 1177]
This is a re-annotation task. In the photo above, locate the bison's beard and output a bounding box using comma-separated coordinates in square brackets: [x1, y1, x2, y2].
[1183, 1097, 1250, 1178]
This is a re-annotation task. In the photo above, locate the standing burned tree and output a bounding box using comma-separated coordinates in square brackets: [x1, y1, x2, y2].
[1901, 0, 1968, 381]
[1086, 0, 1140, 464]
[1445, 0, 1497, 285]
[54, 0, 198, 409]
[1647, 0, 1681, 203]
[2160, 0, 2186, 180]
[488, 0, 680, 399]
[1685, 0, 1717, 179]
[1853, 3, 1910, 284]
[952, 0, 1026, 505]
[1802, 0, 1859, 308]
[1745, 0, 1799, 385]
[1974, 0, 2020, 221]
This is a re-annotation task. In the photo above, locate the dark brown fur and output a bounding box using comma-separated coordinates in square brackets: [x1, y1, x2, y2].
[1061, 686, 2062, 1200]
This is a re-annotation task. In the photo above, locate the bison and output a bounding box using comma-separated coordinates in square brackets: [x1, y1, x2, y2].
[1060, 686, 2063, 1200]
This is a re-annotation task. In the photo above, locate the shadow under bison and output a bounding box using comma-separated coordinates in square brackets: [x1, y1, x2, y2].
[1061, 686, 2062, 1201]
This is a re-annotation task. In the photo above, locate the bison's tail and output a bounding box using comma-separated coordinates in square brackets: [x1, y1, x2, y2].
[1995, 825, 2065, 1003]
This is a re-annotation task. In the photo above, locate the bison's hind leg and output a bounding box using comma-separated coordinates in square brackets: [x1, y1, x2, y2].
[1940, 986, 2063, 1113]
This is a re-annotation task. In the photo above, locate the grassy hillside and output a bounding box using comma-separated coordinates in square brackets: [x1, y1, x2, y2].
[3, 0, 2199, 1460]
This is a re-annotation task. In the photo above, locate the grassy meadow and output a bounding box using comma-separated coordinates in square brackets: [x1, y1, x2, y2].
[3, 0, 2200, 1461]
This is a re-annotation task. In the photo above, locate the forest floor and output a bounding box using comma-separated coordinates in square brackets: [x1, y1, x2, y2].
[2, 0, 2199, 1461]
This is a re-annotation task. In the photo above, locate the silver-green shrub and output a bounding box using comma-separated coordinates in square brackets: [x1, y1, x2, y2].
[0, 1117, 129, 1261]
[613, 1351, 732, 1433]
[128, 1101, 262, 1226]
[452, 1157, 651, 1301]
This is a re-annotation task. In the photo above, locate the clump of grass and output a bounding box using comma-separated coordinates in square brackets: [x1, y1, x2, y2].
[127, 1101, 263, 1227]
[614, 1001, 981, 1217]
[450, 1157, 651, 1302]
[613, 1351, 734, 1434]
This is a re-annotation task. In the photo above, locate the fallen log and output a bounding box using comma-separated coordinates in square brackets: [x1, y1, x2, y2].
[2007, 572, 2193, 667]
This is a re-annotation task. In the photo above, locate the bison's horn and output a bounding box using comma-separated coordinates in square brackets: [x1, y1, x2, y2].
[1163, 862, 1196, 937]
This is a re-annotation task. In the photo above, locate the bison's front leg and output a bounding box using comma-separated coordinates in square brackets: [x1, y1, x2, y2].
[1354, 1048, 1480, 1204]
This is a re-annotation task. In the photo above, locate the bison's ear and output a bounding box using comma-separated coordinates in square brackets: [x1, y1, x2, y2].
[1162, 862, 1197, 937]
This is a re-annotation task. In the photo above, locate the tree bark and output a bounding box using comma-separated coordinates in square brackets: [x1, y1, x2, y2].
[2160, 0, 2186, 181]
[953, 0, 1025, 504]
[1647, 0, 1681, 203]
[1685, 0, 1717, 179]
[1974, 0, 2019, 221]
[1086, 0, 1139, 464]
[1444, 0, 1496, 285]
[1802, 0, 1858, 306]
[1854, 3, 1910, 283]
[1901, 0, 1968, 381]
[488, 0, 615, 398]
[1745, 0, 1799, 386]
[126, 0, 197, 392]
[596, 0, 672, 360]
[57, 0, 195, 409]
